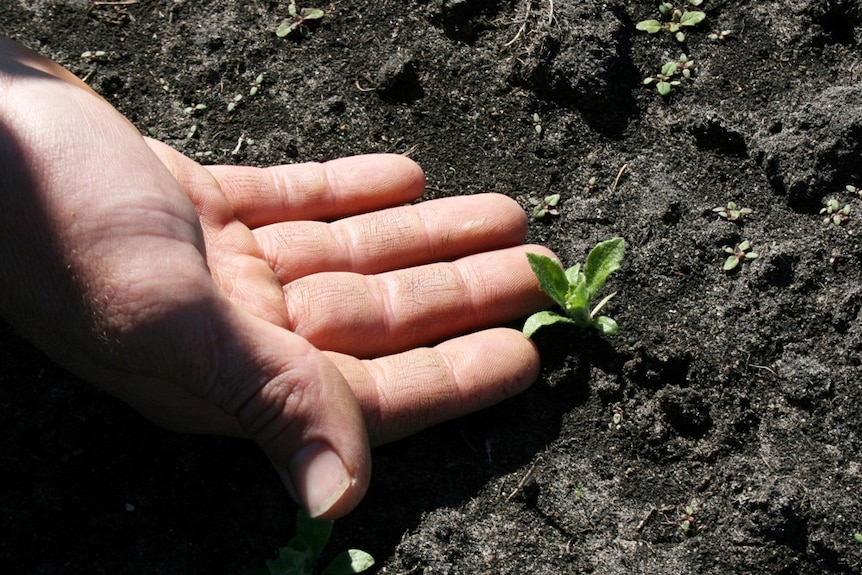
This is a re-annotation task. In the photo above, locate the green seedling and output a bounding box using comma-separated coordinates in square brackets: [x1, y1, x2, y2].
[529, 194, 560, 219]
[708, 29, 732, 40]
[184, 103, 207, 115]
[80, 50, 107, 60]
[846, 184, 860, 198]
[637, 1, 706, 42]
[523, 237, 626, 337]
[644, 54, 694, 95]
[713, 201, 752, 221]
[277, 2, 325, 38]
[722, 240, 758, 271]
[247, 510, 374, 575]
[583, 176, 597, 195]
[227, 94, 243, 112]
[679, 504, 695, 533]
[820, 198, 852, 225]
[854, 532, 862, 544]
[532, 113, 543, 135]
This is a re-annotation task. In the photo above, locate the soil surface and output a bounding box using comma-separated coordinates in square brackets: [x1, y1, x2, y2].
[2, 0, 862, 573]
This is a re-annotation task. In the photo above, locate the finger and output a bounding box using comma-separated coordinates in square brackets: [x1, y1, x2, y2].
[326, 328, 540, 446]
[285, 244, 556, 357]
[145, 138, 289, 326]
[256, 193, 528, 282]
[206, 154, 426, 228]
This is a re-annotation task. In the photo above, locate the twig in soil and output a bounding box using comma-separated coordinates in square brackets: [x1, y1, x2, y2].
[505, 0, 533, 47]
[86, 0, 139, 15]
[611, 163, 629, 193]
[635, 506, 657, 532]
[505, 459, 539, 502]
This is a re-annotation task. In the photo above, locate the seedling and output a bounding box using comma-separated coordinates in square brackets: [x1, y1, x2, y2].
[708, 29, 732, 40]
[80, 50, 107, 60]
[277, 2, 325, 38]
[523, 237, 626, 337]
[846, 184, 860, 198]
[679, 504, 695, 533]
[854, 532, 862, 544]
[250, 73, 266, 96]
[722, 240, 758, 271]
[532, 113, 543, 135]
[643, 54, 694, 95]
[636, 1, 706, 42]
[820, 198, 852, 226]
[583, 176, 597, 195]
[227, 94, 243, 112]
[184, 103, 207, 115]
[712, 201, 752, 221]
[247, 510, 374, 575]
[529, 194, 560, 219]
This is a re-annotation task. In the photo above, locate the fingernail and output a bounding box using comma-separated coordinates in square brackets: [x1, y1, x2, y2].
[288, 441, 352, 518]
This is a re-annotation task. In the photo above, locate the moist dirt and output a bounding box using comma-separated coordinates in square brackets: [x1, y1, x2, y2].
[2, 1, 862, 573]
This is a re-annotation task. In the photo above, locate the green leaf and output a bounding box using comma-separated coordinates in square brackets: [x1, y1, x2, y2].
[564, 264, 582, 286]
[593, 316, 619, 336]
[854, 532, 862, 543]
[723, 255, 740, 271]
[636, 20, 662, 33]
[680, 11, 706, 26]
[523, 311, 575, 338]
[583, 237, 626, 300]
[266, 546, 312, 575]
[565, 281, 592, 326]
[276, 20, 297, 37]
[320, 550, 375, 575]
[301, 7, 325, 19]
[296, 510, 333, 558]
[526, 253, 569, 309]
[657, 81, 672, 96]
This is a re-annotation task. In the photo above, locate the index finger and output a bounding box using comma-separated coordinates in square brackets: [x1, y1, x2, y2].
[206, 154, 426, 228]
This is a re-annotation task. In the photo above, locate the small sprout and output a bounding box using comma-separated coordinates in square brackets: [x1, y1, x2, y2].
[854, 533, 862, 544]
[529, 194, 561, 219]
[722, 240, 759, 271]
[679, 504, 695, 533]
[846, 184, 860, 197]
[250, 73, 265, 96]
[248, 510, 374, 575]
[523, 237, 626, 337]
[820, 198, 852, 226]
[609, 406, 623, 429]
[186, 124, 198, 139]
[708, 29, 732, 40]
[584, 176, 597, 195]
[80, 50, 107, 60]
[644, 54, 694, 95]
[532, 112, 542, 135]
[636, 1, 706, 42]
[277, 2, 325, 38]
[227, 94, 243, 112]
[713, 201, 753, 221]
[184, 103, 208, 115]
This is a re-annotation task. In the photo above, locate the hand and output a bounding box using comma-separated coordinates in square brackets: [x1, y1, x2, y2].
[0, 39, 554, 518]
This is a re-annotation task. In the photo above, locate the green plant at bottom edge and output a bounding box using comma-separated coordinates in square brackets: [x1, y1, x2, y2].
[247, 510, 374, 575]
[523, 237, 626, 338]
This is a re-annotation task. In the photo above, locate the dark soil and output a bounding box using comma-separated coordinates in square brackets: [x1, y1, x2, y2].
[3, 0, 862, 573]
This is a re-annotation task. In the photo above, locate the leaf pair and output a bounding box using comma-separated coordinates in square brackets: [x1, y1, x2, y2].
[523, 238, 626, 338]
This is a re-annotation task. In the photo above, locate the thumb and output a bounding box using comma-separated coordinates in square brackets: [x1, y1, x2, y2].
[211, 304, 372, 519]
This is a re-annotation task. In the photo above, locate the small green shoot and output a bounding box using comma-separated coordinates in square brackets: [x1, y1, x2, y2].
[847, 184, 860, 198]
[80, 50, 107, 60]
[529, 194, 560, 219]
[722, 240, 758, 271]
[247, 510, 374, 575]
[277, 2, 325, 38]
[643, 54, 694, 95]
[583, 176, 597, 195]
[184, 103, 207, 115]
[820, 198, 852, 226]
[679, 503, 695, 533]
[854, 532, 862, 544]
[523, 237, 626, 338]
[708, 29, 732, 40]
[713, 201, 752, 221]
[532, 113, 543, 135]
[636, 1, 706, 42]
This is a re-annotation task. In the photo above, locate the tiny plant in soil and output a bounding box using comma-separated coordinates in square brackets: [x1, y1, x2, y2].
[636, 1, 706, 42]
[523, 237, 626, 337]
[854, 532, 862, 544]
[529, 194, 560, 219]
[708, 29, 732, 40]
[679, 504, 695, 533]
[277, 2, 325, 38]
[644, 54, 694, 96]
[583, 176, 597, 195]
[820, 198, 852, 226]
[247, 510, 374, 575]
[722, 240, 758, 271]
[184, 103, 207, 115]
[713, 201, 752, 221]
[845, 184, 860, 198]
[80, 50, 107, 60]
[532, 113, 543, 135]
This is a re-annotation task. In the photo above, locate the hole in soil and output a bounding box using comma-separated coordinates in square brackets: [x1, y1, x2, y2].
[820, 5, 859, 45]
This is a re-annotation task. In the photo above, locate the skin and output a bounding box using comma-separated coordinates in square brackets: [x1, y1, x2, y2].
[0, 38, 556, 519]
